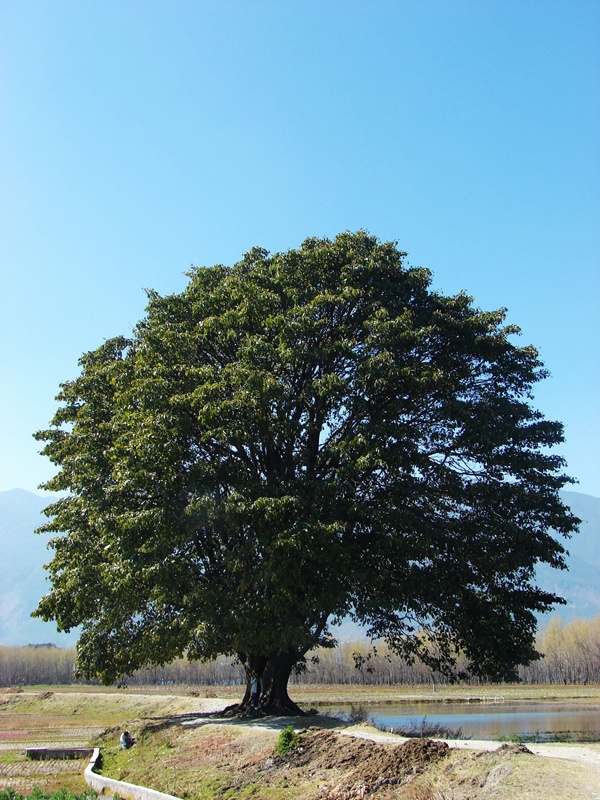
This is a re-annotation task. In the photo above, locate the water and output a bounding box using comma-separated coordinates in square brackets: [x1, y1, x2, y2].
[322, 701, 600, 740]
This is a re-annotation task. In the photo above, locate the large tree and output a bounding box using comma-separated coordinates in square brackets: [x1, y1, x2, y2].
[35, 232, 578, 712]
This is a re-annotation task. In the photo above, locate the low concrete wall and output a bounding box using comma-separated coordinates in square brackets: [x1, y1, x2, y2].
[27, 748, 94, 760]
[84, 748, 183, 800]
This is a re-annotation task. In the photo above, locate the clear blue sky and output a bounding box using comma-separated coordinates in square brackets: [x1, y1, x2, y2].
[1, 0, 598, 497]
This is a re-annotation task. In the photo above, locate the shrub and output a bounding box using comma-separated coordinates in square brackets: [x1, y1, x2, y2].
[275, 725, 299, 755]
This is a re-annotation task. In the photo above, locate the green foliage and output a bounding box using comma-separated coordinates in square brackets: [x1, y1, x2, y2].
[274, 726, 299, 755]
[0, 790, 96, 800]
[34, 231, 578, 692]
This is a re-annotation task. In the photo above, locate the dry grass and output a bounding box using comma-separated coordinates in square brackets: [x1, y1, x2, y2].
[1, 686, 600, 798]
[0, 688, 203, 796]
[11, 682, 600, 704]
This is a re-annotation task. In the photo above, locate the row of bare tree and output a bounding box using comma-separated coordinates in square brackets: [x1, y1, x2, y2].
[1, 616, 598, 688]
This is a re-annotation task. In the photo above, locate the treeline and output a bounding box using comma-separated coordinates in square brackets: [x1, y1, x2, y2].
[0, 643, 79, 687]
[522, 616, 600, 684]
[1, 616, 599, 688]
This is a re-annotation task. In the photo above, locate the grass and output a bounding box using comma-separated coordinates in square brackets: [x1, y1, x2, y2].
[2, 685, 600, 798]
[7, 682, 600, 710]
[92, 716, 600, 800]
[0, 688, 194, 797]
[94, 724, 292, 800]
[0, 690, 195, 728]
[0, 754, 24, 766]
[500, 729, 600, 744]
[0, 790, 96, 800]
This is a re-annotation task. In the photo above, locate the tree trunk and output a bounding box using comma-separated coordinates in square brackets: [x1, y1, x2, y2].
[235, 651, 305, 716]
[261, 651, 305, 714]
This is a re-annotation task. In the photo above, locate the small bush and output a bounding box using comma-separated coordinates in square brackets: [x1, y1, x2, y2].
[275, 725, 299, 755]
[347, 704, 371, 724]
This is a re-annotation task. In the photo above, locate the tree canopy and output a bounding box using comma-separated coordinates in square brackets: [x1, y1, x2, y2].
[34, 231, 578, 711]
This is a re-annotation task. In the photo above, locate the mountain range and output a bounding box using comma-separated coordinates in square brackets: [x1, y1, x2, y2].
[1, 487, 598, 647]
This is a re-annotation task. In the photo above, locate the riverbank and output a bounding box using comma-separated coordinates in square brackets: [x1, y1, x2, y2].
[93, 703, 600, 800]
[287, 682, 600, 705]
[2, 686, 600, 798]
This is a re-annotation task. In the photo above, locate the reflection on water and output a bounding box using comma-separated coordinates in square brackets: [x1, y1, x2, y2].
[322, 701, 600, 739]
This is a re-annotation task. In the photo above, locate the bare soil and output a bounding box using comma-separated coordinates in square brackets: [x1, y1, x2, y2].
[209, 727, 451, 799]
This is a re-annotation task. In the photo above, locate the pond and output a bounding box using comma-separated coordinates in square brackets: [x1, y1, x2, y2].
[320, 701, 600, 741]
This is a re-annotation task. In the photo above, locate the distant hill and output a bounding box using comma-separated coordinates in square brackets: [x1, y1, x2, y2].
[535, 490, 600, 619]
[0, 487, 598, 646]
[0, 489, 78, 646]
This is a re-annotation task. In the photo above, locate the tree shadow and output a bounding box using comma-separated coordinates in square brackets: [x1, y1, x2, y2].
[138, 707, 347, 734]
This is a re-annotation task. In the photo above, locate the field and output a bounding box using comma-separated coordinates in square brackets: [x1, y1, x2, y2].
[1, 685, 599, 799]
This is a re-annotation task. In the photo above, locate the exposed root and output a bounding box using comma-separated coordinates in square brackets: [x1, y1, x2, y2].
[221, 700, 308, 718]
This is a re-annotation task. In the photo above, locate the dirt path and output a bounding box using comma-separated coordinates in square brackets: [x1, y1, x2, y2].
[439, 734, 599, 766]
[193, 698, 600, 772]
[345, 726, 600, 769]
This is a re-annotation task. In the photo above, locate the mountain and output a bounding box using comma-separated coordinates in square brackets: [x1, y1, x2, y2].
[0, 489, 78, 646]
[535, 490, 600, 619]
[0, 488, 599, 646]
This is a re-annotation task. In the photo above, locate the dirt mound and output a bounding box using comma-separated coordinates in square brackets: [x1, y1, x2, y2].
[496, 741, 533, 755]
[256, 728, 450, 799]
[321, 734, 449, 799]
[283, 729, 375, 769]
